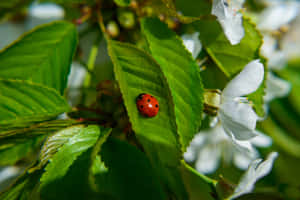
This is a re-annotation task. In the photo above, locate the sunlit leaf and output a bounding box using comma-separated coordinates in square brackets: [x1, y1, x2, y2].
[0, 79, 70, 126]
[40, 125, 102, 190]
[0, 21, 77, 94]
[141, 17, 204, 151]
[107, 40, 187, 199]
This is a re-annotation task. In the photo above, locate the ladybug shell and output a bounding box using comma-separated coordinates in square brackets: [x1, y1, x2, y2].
[136, 93, 159, 117]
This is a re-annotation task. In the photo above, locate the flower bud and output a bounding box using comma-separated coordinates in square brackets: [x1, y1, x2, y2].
[118, 10, 136, 29]
[203, 89, 221, 116]
[106, 21, 120, 38]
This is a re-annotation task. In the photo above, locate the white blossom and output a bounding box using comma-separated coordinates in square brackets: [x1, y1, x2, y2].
[212, 0, 245, 45]
[67, 62, 87, 106]
[258, 1, 300, 32]
[181, 32, 202, 59]
[264, 72, 291, 103]
[230, 152, 278, 199]
[184, 124, 272, 174]
[29, 3, 65, 19]
[219, 60, 264, 142]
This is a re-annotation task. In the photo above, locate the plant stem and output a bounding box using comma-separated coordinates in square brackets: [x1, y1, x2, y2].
[181, 160, 217, 186]
[83, 35, 102, 88]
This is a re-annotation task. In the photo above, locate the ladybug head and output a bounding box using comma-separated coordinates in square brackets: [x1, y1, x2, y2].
[136, 93, 146, 101]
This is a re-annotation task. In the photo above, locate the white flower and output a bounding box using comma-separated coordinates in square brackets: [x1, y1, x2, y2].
[29, 3, 65, 19]
[230, 152, 278, 199]
[67, 62, 87, 106]
[26, 3, 65, 29]
[258, 1, 300, 32]
[212, 0, 245, 45]
[219, 60, 264, 142]
[261, 35, 286, 70]
[260, 36, 291, 103]
[184, 124, 272, 174]
[264, 72, 291, 103]
[181, 32, 202, 59]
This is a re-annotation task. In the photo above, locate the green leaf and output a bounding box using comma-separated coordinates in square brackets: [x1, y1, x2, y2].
[0, 177, 29, 200]
[107, 40, 188, 199]
[95, 138, 167, 200]
[114, 0, 131, 7]
[40, 125, 102, 189]
[0, 0, 27, 8]
[0, 21, 77, 95]
[194, 18, 266, 116]
[161, 0, 212, 23]
[0, 136, 44, 166]
[34, 125, 85, 170]
[40, 150, 97, 200]
[174, 0, 211, 17]
[0, 79, 70, 126]
[108, 40, 181, 166]
[0, 120, 78, 140]
[0, 171, 41, 200]
[141, 17, 204, 151]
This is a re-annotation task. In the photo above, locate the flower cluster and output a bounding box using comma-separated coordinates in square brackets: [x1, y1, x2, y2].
[180, 0, 300, 197]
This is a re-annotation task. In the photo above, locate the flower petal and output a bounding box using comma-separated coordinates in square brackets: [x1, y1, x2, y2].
[226, 129, 257, 156]
[258, 2, 299, 31]
[181, 32, 202, 59]
[250, 131, 272, 147]
[222, 60, 264, 98]
[212, 0, 245, 45]
[184, 146, 196, 163]
[231, 152, 278, 199]
[255, 152, 278, 180]
[261, 36, 286, 70]
[233, 151, 256, 170]
[264, 72, 291, 102]
[219, 101, 258, 140]
[190, 133, 206, 147]
[195, 145, 220, 174]
[29, 3, 65, 19]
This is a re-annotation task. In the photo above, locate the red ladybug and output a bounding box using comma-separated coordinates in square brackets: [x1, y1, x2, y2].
[136, 93, 159, 117]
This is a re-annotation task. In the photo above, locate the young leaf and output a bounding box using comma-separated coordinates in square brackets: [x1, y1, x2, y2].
[40, 125, 103, 190]
[194, 18, 266, 116]
[0, 79, 70, 126]
[94, 138, 167, 200]
[107, 40, 188, 199]
[114, 0, 131, 7]
[141, 17, 204, 151]
[0, 21, 77, 95]
[35, 125, 85, 170]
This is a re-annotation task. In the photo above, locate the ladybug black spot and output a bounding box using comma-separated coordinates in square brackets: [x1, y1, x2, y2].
[150, 95, 153, 98]
[155, 104, 158, 108]
[147, 99, 151, 102]
[140, 105, 144, 108]
[137, 93, 146, 101]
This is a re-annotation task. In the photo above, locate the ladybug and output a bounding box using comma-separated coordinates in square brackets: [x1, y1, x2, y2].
[136, 93, 159, 117]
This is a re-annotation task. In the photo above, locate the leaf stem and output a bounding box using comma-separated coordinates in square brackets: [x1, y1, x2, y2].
[83, 35, 102, 88]
[181, 160, 217, 186]
[89, 128, 112, 191]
